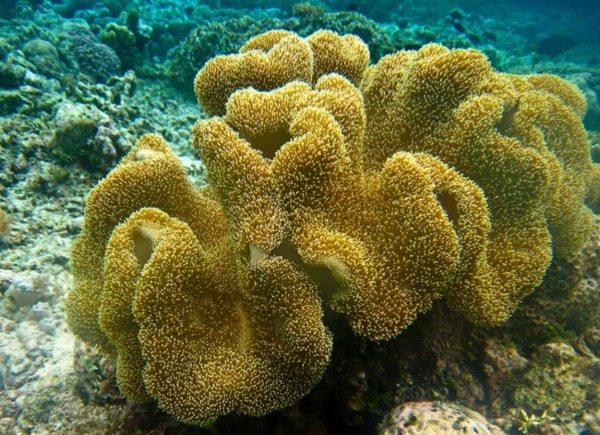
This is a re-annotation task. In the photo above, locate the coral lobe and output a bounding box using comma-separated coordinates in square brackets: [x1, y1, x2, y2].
[67, 30, 599, 425]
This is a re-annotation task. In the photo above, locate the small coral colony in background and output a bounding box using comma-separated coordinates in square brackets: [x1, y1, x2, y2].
[66, 29, 598, 425]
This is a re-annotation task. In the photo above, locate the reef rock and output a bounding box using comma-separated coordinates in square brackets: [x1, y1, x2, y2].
[50, 102, 129, 172]
[379, 401, 505, 435]
[22, 39, 63, 79]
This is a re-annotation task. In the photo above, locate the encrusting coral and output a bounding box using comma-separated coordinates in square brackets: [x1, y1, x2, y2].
[67, 30, 600, 424]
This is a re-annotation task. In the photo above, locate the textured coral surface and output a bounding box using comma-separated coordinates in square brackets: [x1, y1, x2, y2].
[67, 30, 599, 425]
[67, 134, 331, 424]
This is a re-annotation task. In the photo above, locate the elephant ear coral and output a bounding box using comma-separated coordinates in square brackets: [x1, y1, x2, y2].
[194, 30, 314, 117]
[122, 208, 331, 424]
[358, 44, 599, 322]
[193, 74, 367, 260]
[360, 45, 599, 259]
[270, 107, 490, 339]
[194, 29, 371, 117]
[67, 134, 219, 356]
[192, 32, 599, 338]
[67, 134, 332, 424]
[193, 57, 495, 340]
[306, 30, 370, 86]
[68, 29, 599, 426]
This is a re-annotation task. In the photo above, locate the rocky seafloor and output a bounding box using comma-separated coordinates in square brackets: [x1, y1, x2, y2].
[0, 0, 599, 434]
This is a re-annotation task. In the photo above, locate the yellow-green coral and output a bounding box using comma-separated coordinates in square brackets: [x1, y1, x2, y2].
[194, 30, 313, 117]
[127, 208, 330, 423]
[194, 84, 487, 339]
[193, 34, 597, 336]
[0, 209, 10, 237]
[194, 29, 372, 117]
[360, 46, 597, 259]
[306, 30, 370, 86]
[68, 134, 331, 424]
[68, 30, 599, 425]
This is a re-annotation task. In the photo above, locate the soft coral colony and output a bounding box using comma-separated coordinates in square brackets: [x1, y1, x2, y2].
[66, 30, 600, 425]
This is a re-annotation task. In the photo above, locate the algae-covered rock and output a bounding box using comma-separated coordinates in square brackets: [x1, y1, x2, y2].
[50, 102, 129, 172]
[481, 339, 529, 402]
[0, 90, 24, 115]
[22, 39, 63, 79]
[99, 14, 150, 72]
[100, 23, 137, 70]
[379, 401, 505, 434]
[0, 54, 27, 90]
[2, 270, 51, 308]
[514, 342, 600, 433]
[52, 0, 96, 18]
[0, 209, 10, 237]
[73, 341, 121, 406]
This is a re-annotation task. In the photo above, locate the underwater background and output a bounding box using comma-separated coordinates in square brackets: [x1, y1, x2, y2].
[0, 0, 600, 434]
